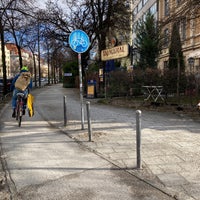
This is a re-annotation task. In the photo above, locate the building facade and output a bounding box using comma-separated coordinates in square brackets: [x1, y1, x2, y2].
[0, 43, 48, 79]
[158, 0, 200, 73]
[132, 0, 158, 66]
[132, 0, 200, 73]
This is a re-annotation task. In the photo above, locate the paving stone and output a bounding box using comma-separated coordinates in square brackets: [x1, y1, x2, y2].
[180, 172, 200, 184]
[157, 173, 189, 186]
[147, 165, 165, 175]
[108, 152, 129, 160]
[158, 164, 183, 174]
[182, 183, 200, 200]
[143, 156, 165, 165]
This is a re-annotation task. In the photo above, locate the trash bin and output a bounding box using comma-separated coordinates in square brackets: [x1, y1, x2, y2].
[87, 80, 96, 98]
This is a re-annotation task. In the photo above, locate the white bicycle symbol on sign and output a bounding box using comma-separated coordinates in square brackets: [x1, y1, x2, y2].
[71, 37, 87, 50]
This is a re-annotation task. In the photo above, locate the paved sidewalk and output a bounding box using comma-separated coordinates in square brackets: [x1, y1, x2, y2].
[0, 84, 176, 200]
[44, 85, 200, 200]
[1, 84, 200, 199]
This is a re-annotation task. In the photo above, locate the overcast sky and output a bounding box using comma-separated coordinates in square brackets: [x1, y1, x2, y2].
[33, 0, 46, 8]
[34, 0, 67, 9]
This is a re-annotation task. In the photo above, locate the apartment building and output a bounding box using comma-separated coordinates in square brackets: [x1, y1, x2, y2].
[132, 0, 157, 26]
[0, 43, 48, 79]
[132, 0, 158, 65]
[5, 43, 34, 76]
[158, 0, 200, 73]
[132, 0, 200, 73]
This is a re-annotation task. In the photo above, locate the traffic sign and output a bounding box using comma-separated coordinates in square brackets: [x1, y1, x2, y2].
[69, 30, 90, 53]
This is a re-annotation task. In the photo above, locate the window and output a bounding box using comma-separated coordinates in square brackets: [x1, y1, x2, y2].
[133, 23, 137, 32]
[180, 18, 186, 41]
[150, 3, 157, 15]
[176, 0, 181, 5]
[143, 0, 148, 5]
[133, 6, 138, 15]
[177, 18, 186, 41]
[142, 13, 147, 21]
[125, 0, 130, 8]
[164, 0, 170, 16]
[138, 0, 143, 11]
[163, 28, 169, 47]
[164, 61, 168, 69]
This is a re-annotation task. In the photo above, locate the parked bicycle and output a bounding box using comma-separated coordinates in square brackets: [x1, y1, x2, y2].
[15, 92, 25, 127]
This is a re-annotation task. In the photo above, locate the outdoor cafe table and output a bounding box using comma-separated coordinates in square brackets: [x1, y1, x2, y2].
[142, 86, 165, 102]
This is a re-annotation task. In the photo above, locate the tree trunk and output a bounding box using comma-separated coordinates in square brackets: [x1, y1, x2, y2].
[0, 21, 7, 95]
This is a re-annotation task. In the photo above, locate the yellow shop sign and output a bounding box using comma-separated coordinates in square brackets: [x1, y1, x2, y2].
[101, 44, 129, 61]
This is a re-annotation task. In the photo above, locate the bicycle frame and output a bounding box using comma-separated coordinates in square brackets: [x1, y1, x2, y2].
[16, 93, 24, 127]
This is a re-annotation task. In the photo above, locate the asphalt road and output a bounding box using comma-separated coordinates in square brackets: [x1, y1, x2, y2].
[0, 84, 177, 200]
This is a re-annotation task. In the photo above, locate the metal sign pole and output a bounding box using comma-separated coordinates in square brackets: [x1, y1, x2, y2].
[69, 30, 90, 130]
[78, 53, 84, 130]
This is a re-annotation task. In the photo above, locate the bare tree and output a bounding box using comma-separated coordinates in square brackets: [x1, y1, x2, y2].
[0, 0, 30, 94]
[4, 0, 34, 69]
[1, 0, 132, 95]
[68, 0, 131, 60]
[23, 20, 39, 86]
[36, 0, 131, 66]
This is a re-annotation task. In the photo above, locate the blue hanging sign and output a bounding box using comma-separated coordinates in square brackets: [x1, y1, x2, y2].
[69, 30, 90, 53]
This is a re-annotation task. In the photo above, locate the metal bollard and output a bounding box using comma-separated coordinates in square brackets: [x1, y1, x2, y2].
[86, 101, 92, 142]
[63, 96, 67, 126]
[136, 110, 142, 169]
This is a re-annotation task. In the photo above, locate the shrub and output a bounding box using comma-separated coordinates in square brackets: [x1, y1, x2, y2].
[106, 70, 130, 97]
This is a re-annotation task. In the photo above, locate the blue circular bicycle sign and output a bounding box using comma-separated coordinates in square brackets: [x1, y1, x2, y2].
[69, 30, 90, 53]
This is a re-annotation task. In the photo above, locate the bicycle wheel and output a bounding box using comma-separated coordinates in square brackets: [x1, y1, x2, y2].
[16, 96, 23, 127]
[16, 103, 19, 121]
[18, 111, 22, 127]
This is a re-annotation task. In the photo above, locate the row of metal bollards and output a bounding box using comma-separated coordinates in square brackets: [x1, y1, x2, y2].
[63, 95, 142, 169]
[63, 96, 92, 142]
